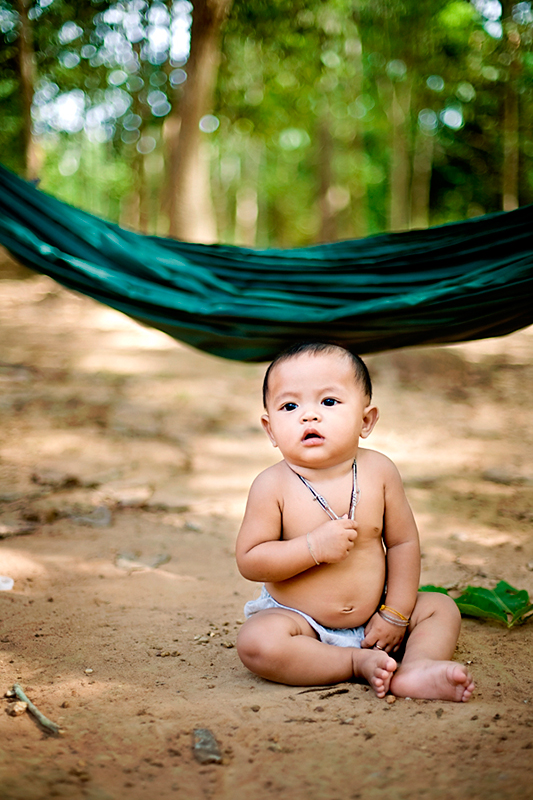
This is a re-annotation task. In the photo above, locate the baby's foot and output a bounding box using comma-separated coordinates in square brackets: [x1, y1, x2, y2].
[390, 659, 475, 702]
[353, 650, 397, 698]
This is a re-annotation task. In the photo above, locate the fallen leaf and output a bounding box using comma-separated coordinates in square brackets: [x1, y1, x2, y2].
[420, 581, 533, 628]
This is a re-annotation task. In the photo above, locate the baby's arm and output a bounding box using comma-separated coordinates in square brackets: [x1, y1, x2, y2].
[362, 456, 420, 652]
[236, 468, 357, 583]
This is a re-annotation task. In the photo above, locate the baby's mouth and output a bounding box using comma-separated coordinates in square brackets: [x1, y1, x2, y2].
[302, 430, 323, 442]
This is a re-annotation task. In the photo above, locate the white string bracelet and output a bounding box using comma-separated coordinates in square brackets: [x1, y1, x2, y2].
[378, 609, 409, 627]
[306, 533, 320, 565]
[379, 604, 409, 622]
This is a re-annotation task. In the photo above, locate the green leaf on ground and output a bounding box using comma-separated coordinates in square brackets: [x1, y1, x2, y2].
[419, 581, 533, 628]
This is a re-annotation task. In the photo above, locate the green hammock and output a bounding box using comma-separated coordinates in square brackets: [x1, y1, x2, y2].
[0, 163, 531, 362]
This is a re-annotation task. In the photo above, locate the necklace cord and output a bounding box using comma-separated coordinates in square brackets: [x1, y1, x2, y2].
[291, 460, 360, 521]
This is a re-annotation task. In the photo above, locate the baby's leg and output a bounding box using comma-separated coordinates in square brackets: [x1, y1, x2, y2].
[237, 608, 397, 697]
[390, 592, 475, 702]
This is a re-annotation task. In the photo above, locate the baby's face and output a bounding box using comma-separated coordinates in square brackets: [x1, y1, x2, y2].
[261, 351, 376, 471]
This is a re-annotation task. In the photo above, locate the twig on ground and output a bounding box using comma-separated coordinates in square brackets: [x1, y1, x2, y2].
[0, 523, 37, 540]
[12, 684, 63, 735]
[296, 683, 349, 695]
[319, 688, 350, 699]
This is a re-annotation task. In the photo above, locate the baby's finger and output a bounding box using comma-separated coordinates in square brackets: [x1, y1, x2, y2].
[340, 518, 357, 530]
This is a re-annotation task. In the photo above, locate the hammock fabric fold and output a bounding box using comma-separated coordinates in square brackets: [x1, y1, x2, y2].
[0, 162, 532, 362]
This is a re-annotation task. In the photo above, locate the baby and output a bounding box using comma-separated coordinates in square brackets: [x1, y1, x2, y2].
[236, 342, 474, 701]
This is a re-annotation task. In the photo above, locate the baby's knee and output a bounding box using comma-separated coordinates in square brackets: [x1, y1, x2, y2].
[416, 590, 461, 623]
[236, 621, 261, 661]
[436, 591, 461, 622]
[237, 619, 280, 666]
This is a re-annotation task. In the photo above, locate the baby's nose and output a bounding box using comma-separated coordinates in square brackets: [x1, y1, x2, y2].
[301, 408, 320, 422]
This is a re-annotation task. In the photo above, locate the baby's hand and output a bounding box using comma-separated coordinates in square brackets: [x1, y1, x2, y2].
[361, 612, 408, 653]
[307, 516, 357, 564]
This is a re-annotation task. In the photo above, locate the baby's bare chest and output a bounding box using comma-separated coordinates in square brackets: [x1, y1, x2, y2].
[280, 479, 385, 543]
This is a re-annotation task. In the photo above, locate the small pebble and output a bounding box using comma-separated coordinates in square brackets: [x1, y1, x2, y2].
[192, 728, 222, 764]
[9, 701, 27, 716]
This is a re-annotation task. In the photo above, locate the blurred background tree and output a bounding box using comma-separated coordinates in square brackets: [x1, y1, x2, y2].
[1, 0, 532, 246]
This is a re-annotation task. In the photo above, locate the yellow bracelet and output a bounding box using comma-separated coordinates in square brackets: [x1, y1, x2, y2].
[379, 604, 410, 622]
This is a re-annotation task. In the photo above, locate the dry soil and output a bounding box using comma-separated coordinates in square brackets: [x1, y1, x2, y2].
[1, 274, 532, 800]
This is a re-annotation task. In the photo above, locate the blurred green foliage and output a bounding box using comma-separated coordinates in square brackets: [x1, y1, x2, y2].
[1, 0, 533, 245]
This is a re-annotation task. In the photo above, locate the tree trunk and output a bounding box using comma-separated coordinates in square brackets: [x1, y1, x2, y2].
[317, 115, 337, 243]
[234, 138, 261, 246]
[161, 112, 181, 229]
[387, 80, 411, 232]
[410, 129, 434, 229]
[501, 0, 520, 211]
[502, 85, 519, 211]
[235, 185, 258, 246]
[346, 30, 367, 239]
[167, 0, 232, 242]
[16, 0, 39, 180]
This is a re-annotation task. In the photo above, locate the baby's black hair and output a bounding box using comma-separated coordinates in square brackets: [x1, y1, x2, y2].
[262, 341, 372, 408]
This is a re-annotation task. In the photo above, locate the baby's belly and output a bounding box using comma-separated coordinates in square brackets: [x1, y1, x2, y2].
[266, 546, 386, 629]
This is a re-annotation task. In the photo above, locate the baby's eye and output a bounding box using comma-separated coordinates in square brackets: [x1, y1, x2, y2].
[322, 397, 338, 407]
[281, 402, 298, 412]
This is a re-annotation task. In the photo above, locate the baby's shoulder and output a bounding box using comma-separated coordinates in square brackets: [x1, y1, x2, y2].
[358, 447, 402, 480]
[249, 460, 287, 496]
[245, 462, 290, 514]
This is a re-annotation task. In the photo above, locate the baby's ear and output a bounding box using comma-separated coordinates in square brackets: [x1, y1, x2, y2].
[261, 414, 278, 447]
[360, 405, 379, 439]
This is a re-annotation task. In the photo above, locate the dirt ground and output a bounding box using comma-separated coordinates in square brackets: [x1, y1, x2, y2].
[1, 270, 533, 800]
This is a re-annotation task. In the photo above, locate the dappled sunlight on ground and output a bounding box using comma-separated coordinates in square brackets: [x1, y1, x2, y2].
[0, 549, 48, 581]
[1, 278, 533, 800]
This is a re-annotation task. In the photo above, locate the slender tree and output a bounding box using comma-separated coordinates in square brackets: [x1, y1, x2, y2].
[501, 0, 520, 210]
[15, 0, 39, 179]
[167, 0, 233, 242]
